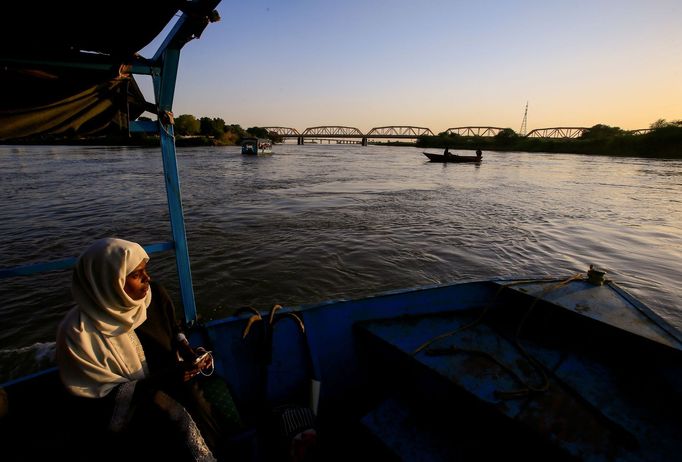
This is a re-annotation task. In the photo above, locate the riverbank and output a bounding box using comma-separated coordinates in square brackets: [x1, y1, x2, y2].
[3, 126, 681, 158]
[416, 125, 682, 159]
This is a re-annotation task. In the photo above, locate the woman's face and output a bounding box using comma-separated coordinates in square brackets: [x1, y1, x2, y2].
[124, 260, 151, 300]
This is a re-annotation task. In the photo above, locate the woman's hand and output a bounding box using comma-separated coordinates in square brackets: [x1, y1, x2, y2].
[181, 362, 201, 382]
[194, 347, 214, 371]
[181, 347, 213, 381]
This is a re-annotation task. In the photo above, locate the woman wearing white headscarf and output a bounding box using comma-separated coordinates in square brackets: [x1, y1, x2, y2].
[56, 238, 221, 462]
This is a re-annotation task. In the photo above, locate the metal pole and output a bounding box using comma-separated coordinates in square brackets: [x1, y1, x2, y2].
[155, 47, 198, 326]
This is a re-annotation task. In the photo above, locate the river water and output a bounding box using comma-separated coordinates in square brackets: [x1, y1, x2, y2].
[1, 144, 681, 381]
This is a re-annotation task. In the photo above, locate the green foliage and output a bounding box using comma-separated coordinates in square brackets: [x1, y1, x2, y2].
[580, 124, 625, 139]
[650, 119, 682, 130]
[244, 126, 284, 144]
[199, 117, 227, 137]
[636, 121, 682, 156]
[246, 127, 270, 138]
[268, 131, 284, 143]
[494, 128, 518, 145]
[175, 114, 200, 136]
[650, 119, 668, 130]
[223, 124, 248, 144]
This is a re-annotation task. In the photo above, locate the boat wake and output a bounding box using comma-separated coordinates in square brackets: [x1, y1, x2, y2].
[0, 342, 55, 383]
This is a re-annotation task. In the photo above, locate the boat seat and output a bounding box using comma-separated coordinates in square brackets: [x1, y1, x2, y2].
[354, 308, 682, 461]
[354, 313, 575, 461]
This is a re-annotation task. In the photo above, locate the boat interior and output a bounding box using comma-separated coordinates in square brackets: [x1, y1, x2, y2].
[2, 1, 681, 461]
[3, 278, 681, 460]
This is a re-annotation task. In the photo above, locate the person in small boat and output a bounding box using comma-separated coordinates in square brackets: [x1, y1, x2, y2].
[55, 238, 227, 461]
[443, 147, 454, 160]
[476, 149, 482, 158]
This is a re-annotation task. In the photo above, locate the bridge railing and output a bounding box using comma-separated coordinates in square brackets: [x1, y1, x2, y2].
[445, 126, 506, 137]
[302, 126, 364, 137]
[262, 127, 301, 136]
[525, 127, 588, 139]
[366, 126, 434, 137]
[258, 125, 654, 140]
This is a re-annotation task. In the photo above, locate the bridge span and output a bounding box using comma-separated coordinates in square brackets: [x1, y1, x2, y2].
[262, 125, 650, 144]
[526, 127, 588, 138]
[263, 125, 434, 145]
[444, 127, 506, 137]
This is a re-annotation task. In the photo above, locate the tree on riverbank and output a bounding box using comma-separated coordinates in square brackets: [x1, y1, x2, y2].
[416, 120, 682, 158]
[171, 114, 283, 146]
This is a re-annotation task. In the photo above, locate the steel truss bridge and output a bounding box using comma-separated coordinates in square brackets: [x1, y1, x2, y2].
[262, 125, 650, 144]
[444, 126, 507, 137]
[263, 125, 434, 145]
[525, 127, 652, 138]
[526, 127, 588, 138]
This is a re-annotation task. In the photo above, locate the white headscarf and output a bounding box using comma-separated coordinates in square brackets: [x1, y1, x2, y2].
[56, 238, 152, 398]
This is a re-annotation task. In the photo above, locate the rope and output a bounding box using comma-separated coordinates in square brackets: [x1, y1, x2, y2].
[160, 121, 176, 141]
[510, 273, 583, 393]
[412, 282, 506, 355]
[412, 273, 584, 399]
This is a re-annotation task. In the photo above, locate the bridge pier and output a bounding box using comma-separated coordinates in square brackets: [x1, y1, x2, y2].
[298, 136, 303, 145]
[362, 137, 367, 146]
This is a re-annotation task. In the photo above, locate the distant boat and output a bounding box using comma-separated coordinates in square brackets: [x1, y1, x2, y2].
[241, 137, 273, 155]
[423, 152, 482, 163]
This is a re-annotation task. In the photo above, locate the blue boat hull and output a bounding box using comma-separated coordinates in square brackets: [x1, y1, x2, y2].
[2, 276, 681, 461]
[202, 277, 682, 460]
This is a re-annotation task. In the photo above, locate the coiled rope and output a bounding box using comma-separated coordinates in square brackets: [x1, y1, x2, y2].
[412, 273, 584, 399]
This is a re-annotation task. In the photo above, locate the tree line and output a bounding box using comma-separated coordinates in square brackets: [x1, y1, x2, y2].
[167, 114, 283, 145]
[416, 119, 682, 158]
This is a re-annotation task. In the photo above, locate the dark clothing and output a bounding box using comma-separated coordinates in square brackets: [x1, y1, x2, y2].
[135, 282, 224, 457]
[136, 282, 179, 367]
[66, 282, 225, 461]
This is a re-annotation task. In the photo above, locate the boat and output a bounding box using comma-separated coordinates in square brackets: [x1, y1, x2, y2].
[423, 152, 482, 163]
[2, 2, 681, 461]
[3, 267, 682, 460]
[241, 137, 273, 155]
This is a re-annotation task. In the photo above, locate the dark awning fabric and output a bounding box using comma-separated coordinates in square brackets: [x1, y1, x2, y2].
[0, 65, 147, 140]
[0, 1, 184, 141]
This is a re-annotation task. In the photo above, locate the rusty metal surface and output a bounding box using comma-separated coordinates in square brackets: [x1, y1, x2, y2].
[502, 279, 682, 350]
[358, 293, 682, 461]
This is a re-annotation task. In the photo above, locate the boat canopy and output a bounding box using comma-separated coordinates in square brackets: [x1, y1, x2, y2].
[0, 0, 222, 325]
[0, 1, 219, 141]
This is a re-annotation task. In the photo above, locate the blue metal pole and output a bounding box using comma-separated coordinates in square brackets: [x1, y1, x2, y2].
[155, 46, 198, 326]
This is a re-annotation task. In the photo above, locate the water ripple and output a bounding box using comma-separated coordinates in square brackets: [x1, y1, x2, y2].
[1, 144, 681, 366]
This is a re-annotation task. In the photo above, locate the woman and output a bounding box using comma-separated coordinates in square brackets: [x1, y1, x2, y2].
[56, 238, 222, 461]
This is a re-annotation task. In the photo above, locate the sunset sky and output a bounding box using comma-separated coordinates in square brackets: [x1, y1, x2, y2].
[139, 0, 681, 134]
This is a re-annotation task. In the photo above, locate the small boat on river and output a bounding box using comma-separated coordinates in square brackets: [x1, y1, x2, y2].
[2, 2, 681, 461]
[241, 137, 273, 155]
[424, 152, 482, 163]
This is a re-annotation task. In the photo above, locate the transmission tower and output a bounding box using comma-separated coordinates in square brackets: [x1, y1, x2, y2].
[519, 102, 528, 136]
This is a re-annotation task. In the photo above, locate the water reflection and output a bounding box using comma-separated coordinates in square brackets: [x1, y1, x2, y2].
[1, 144, 681, 356]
